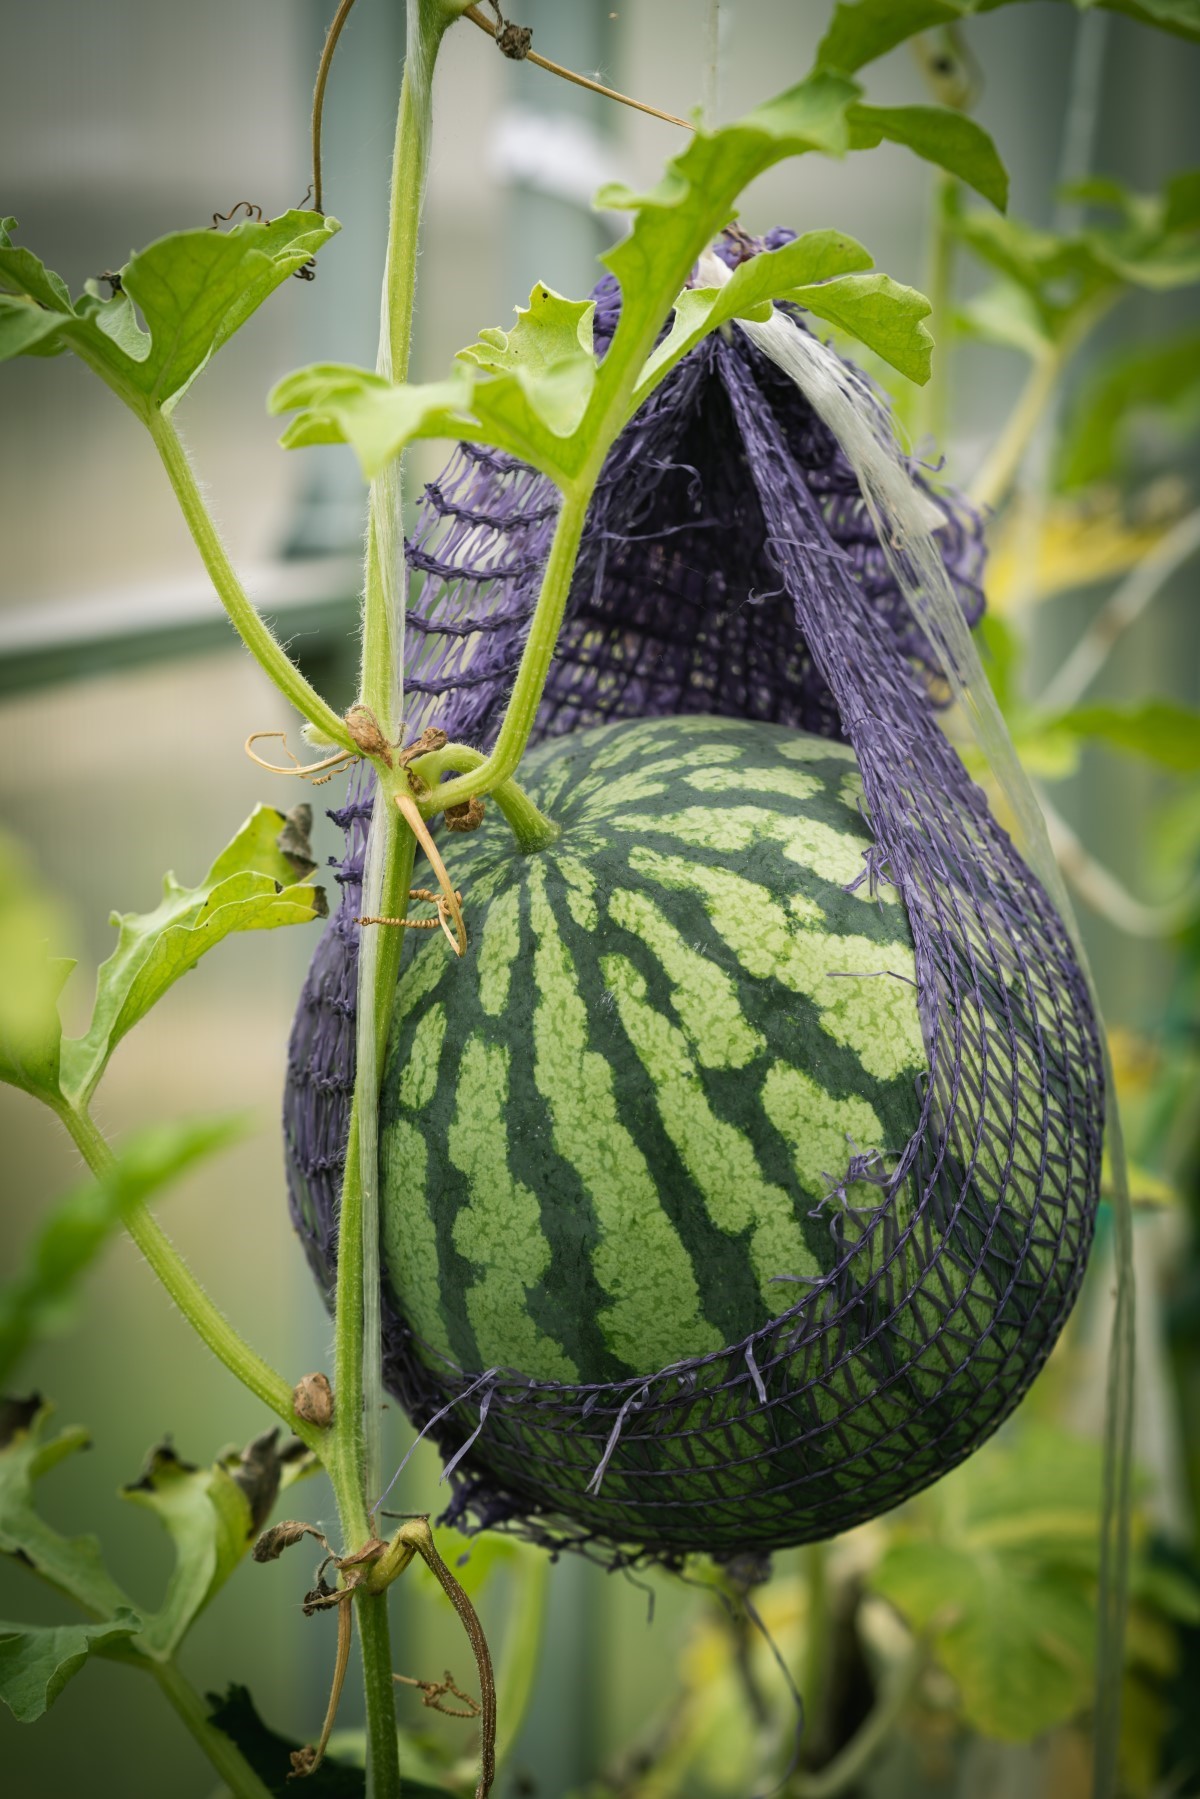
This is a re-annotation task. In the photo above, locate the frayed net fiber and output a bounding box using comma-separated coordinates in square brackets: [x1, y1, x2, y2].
[284, 232, 1102, 1567]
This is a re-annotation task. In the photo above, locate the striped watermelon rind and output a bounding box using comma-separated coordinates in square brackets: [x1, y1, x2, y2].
[385, 715, 1006, 1385]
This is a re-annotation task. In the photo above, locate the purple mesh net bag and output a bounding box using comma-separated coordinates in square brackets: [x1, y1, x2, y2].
[283, 232, 1102, 1567]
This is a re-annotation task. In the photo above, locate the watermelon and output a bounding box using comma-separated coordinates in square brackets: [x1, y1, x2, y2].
[384, 714, 950, 1394]
[328, 704, 1101, 1553]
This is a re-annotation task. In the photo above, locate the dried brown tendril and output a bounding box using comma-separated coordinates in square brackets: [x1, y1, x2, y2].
[394, 1667, 481, 1720]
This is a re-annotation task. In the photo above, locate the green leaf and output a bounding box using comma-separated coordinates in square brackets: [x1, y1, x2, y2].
[791, 272, 934, 382]
[0, 217, 71, 312]
[633, 230, 934, 386]
[972, 0, 1200, 39]
[272, 350, 594, 484]
[0, 294, 72, 362]
[273, 363, 478, 466]
[1057, 329, 1200, 488]
[0, 1117, 246, 1385]
[813, 3, 1200, 81]
[0, 1613, 141, 1722]
[956, 171, 1200, 344]
[122, 1443, 254, 1659]
[955, 208, 1094, 307]
[815, 0, 968, 74]
[0, 829, 73, 1106]
[0, 1400, 134, 1618]
[846, 104, 1009, 210]
[633, 229, 876, 397]
[1086, 0, 1200, 40]
[957, 280, 1056, 358]
[1049, 699, 1200, 773]
[0, 213, 340, 415]
[274, 285, 599, 481]
[59, 805, 327, 1109]
[873, 1541, 1095, 1739]
[458, 282, 595, 380]
[596, 72, 860, 392]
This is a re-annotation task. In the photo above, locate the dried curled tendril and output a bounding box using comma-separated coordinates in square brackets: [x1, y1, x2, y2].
[252, 1514, 495, 1794]
[245, 715, 479, 955]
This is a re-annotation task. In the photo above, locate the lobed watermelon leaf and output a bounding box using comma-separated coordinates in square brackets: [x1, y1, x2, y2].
[633, 228, 934, 397]
[846, 104, 1008, 210]
[59, 805, 328, 1110]
[0, 212, 340, 417]
[0, 1613, 142, 1723]
[0, 1401, 134, 1620]
[272, 70, 959, 487]
[121, 1442, 257, 1660]
[272, 286, 600, 485]
[869, 1422, 1200, 1744]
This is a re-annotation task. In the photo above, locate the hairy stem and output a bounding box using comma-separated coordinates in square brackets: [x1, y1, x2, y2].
[357, 1590, 402, 1799]
[328, 817, 416, 1542]
[150, 1656, 276, 1799]
[56, 1102, 320, 1452]
[339, 10, 478, 1795]
[428, 486, 591, 815]
[147, 410, 351, 750]
[411, 746, 560, 850]
[359, 2, 442, 731]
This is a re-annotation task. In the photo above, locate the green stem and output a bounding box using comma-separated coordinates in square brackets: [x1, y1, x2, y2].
[146, 409, 352, 750]
[969, 345, 1062, 516]
[56, 1101, 321, 1453]
[428, 486, 591, 815]
[913, 173, 959, 453]
[410, 746, 559, 851]
[791, 1642, 924, 1799]
[360, 1, 454, 730]
[356, 1588, 402, 1799]
[491, 1550, 551, 1773]
[968, 294, 1116, 515]
[803, 1541, 830, 1758]
[339, 9, 472, 1796]
[149, 1656, 276, 1799]
[328, 819, 416, 1543]
[326, 811, 413, 1799]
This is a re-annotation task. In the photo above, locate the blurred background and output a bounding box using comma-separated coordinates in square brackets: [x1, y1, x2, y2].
[1, 3, 1198, 1795]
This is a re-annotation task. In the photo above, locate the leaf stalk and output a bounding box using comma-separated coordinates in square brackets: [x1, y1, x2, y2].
[146, 410, 353, 749]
